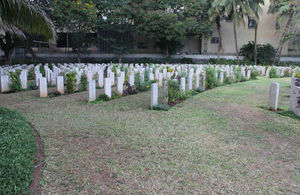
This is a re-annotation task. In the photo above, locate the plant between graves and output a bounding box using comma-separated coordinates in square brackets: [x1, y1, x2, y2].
[29, 83, 38, 90]
[224, 76, 235, 84]
[284, 69, 291, 77]
[80, 74, 88, 91]
[205, 67, 219, 89]
[97, 94, 111, 102]
[195, 87, 205, 93]
[269, 67, 279, 78]
[111, 91, 121, 99]
[152, 103, 171, 111]
[295, 72, 300, 78]
[28, 68, 35, 80]
[8, 71, 22, 92]
[250, 68, 259, 80]
[123, 83, 139, 96]
[39, 65, 45, 76]
[66, 71, 77, 93]
[167, 80, 183, 103]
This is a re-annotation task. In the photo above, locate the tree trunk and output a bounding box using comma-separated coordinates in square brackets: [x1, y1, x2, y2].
[273, 10, 294, 65]
[166, 46, 170, 63]
[216, 16, 223, 64]
[233, 22, 239, 64]
[4, 50, 12, 65]
[77, 49, 81, 63]
[254, 25, 258, 65]
[118, 53, 122, 63]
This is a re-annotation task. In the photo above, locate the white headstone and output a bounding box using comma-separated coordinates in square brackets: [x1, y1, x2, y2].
[129, 73, 134, 86]
[195, 75, 200, 89]
[104, 78, 112, 98]
[0, 75, 9, 92]
[98, 70, 104, 88]
[117, 76, 123, 95]
[151, 83, 158, 108]
[180, 77, 186, 92]
[188, 75, 193, 90]
[39, 77, 48, 98]
[57, 76, 64, 94]
[88, 80, 96, 102]
[269, 82, 280, 110]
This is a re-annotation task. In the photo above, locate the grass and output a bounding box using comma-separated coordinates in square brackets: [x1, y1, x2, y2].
[0, 77, 299, 194]
[0, 107, 36, 194]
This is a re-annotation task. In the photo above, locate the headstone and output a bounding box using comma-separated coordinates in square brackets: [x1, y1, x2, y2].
[129, 74, 134, 86]
[39, 77, 48, 98]
[188, 75, 193, 90]
[269, 82, 280, 110]
[50, 72, 57, 86]
[220, 72, 224, 84]
[202, 74, 206, 89]
[98, 70, 104, 88]
[88, 80, 96, 102]
[110, 72, 115, 86]
[289, 78, 300, 116]
[247, 70, 251, 80]
[56, 76, 64, 94]
[117, 76, 123, 95]
[20, 71, 27, 89]
[158, 73, 163, 87]
[195, 75, 200, 89]
[151, 83, 158, 108]
[0, 75, 9, 92]
[180, 77, 186, 92]
[104, 78, 112, 98]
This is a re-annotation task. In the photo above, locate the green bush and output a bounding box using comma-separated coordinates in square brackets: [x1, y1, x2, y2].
[250, 68, 259, 80]
[152, 104, 171, 111]
[284, 69, 291, 77]
[29, 83, 38, 90]
[80, 74, 88, 91]
[239, 41, 276, 64]
[168, 80, 182, 103]
[0, 107, 36, 194]
[97, 94, 110, 102]
[39, 65, 45, 77]
[195, 87, 205, 93]
[224, 76, 235, 84]
[295, 72, 300, 78]
[9, 71, 22, 92]
[28, 68, 35, 80]
[66, 71, 77, 93]
[269, 67, 279, 78]
[111, 91, 121, 100]
[205, 67, 219, 89]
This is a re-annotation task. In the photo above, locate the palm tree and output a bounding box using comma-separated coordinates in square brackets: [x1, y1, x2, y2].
[215, 0, 259, 64]
[209, 0, 225, 64]
[0, 0, 55, 64]
[269, 0, 297, 65]
[248, 0, 264, 65]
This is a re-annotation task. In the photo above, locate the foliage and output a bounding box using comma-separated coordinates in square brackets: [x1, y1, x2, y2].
[28, 68, 35, 80]
[205, 67, 219, 89]
[239, 41, 276, 64]
[111, 91, 121, 100]
[0, 107, 36, 194]
[295, 72, 300, 78]
[135, 74, 155, 92]
[123, 83, 138, 96]
[284, 69, 291, 77]
[29, 83, 38, 90]
[167, 80, 182, 103]
[8, 71, 22, 92]
[152, 104, 171, 111]
[97, 94, 110, 102]
[195, 87, 206, 93]
[39, 65, 45, 76]
[224, 76, 236, 84]
[48, 91, 61, 98]
[66, 71, 77, 93]
[250, 68, 259, 79]
[80, 74, 88, 91]
[269, 67, 279, 78]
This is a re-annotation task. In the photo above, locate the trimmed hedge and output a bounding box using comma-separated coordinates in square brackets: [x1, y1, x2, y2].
[0, 107, 36, 194]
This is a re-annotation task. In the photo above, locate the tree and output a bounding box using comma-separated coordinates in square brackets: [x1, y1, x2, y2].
[269, 0, 298, 64]
[44, 0, 97, 63]
[95, 0, 135, 63]
[209, 0, 226, 63]
[216, 0, 257, 64]
[0, 0, 55, 64]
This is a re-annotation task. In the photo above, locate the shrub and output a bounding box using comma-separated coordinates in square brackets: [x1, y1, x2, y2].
[168, 80, 182, 103]
[284, 69, 291, 77]
[123, 83, 138, 96]
[195, 87, 205, 93]
[269, 67, 279, 78]
[250, 68, 259, 80]
[28, 68, 34, 80]
[29, 83, 38, 90]
[39, 65, 45, 76]
[295, 72, 300, 78]
[97, 94, 110, 102]
[66, 71, 77, 93]
[152, 104, 171, 111]
[8, 71, 22, 92]
[205, 67, 219, 89]
[0, 107, 36, 194]
[48, 91, 61, 98]
[224, 76, 235, 84]
[239, 41, 276, 64]
[80, 74, 88, 91]
[111, 91, 121, 100]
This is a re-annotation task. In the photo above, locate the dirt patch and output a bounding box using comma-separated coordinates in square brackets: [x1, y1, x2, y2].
[30, 123, 45, 195]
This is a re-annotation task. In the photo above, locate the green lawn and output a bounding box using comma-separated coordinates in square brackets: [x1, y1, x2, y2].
[0, 107, 36, 194]
[0, 77, 299, 194]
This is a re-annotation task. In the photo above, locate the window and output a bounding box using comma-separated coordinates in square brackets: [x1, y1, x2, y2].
[137, 42, 148, 49]
[248, 19, 256, 29]
[211, 37, 219, 44]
